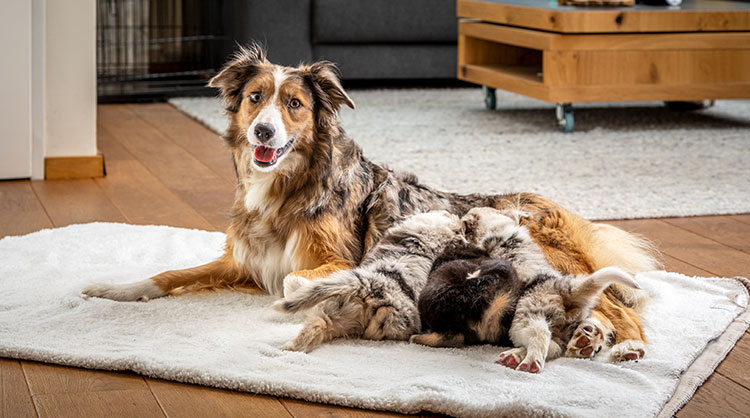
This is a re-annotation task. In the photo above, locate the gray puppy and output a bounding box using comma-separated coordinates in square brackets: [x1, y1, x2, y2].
[273, 210, 463, 352]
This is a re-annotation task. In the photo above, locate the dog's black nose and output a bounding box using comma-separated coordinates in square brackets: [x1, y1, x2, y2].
[254, 123, 275, 142]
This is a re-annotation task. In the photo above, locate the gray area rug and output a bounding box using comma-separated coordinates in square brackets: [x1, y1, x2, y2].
[170, 89, 750, 220]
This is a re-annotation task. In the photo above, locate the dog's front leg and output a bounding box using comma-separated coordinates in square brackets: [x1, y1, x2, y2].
[83, 253, 252, 301]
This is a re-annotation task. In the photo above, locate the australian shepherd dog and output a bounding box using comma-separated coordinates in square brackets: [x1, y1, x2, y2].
[83, 44, 659, 362]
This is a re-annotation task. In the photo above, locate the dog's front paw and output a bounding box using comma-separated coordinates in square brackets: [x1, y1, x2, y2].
[282, 274, 310, 298]
[82, 280, 166, 302]
[280, 340, 307, 352]
[566, 317, 608, 358]
[609, 339, 646, 362]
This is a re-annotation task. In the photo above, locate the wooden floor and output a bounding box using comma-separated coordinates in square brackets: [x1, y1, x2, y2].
[1, 103, 749, 418]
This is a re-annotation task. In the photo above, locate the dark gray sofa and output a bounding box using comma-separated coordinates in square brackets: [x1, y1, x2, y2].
[231, 0, 458, 79]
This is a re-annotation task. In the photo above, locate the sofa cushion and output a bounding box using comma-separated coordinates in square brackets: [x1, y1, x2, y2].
[314, 44, 457, 79]
[313, 0, 457, 43]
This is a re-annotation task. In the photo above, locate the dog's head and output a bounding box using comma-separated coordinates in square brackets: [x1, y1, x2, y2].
[208, 44, 355, 173]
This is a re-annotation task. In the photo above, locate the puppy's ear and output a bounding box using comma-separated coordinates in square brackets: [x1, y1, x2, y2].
[301, 61, 355, 128]
[208, 43, 267, 112]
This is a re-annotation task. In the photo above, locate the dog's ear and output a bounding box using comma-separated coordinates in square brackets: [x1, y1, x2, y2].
[302, 61, 355, 128]
[208, 43, 267, 112]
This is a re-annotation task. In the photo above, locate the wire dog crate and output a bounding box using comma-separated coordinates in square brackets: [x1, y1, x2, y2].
[97, 0, 229, 102]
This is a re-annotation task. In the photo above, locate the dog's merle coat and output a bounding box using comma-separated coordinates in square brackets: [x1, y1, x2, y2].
[412, 208, 640, 373]
[273, 211, 463, 352]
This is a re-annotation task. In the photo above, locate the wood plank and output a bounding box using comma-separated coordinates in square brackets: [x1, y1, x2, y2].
[458, 0, 750, 33]
[728, 214, 750, 226]
[280, 398, 413, 418]
[30, 179, 126, 227]
[459, 21, 552, 51]
[0, 181, 52, 239]
[545, 49, 750, 86]
[95, 125, 215, 230]
[663, 216, 750, 255]
[146, 378, 292, 418]
[548, 81, 750, 103]
[603, 219, 750, 278]
[675, 373, 750, 418]
[127, 103, 237, 185]
[660, 254, 714, 278]
[716, 332, 750, 391]
[45, 155, 104, 180]
[459, 64, 548, 102]
[33, 389, 165, 418]
[97, 105, 234, 230]
[22, 362, 147, 395]
[0, 359, 37, 418]
[552, 31, 750, 51]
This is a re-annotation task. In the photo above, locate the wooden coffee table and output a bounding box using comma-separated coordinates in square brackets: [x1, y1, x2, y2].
[457, 0, 750, 131]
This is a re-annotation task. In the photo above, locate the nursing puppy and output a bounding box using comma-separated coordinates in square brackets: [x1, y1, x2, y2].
[413, 236, 640, 373]
[469, 208, 644, 366]
[82, 44, 657, 362]
[273, 211, 462, 352]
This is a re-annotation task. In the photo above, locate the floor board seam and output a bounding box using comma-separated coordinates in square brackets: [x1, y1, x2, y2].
[128, 104, 235, 188]
[661, 219, 750, 257]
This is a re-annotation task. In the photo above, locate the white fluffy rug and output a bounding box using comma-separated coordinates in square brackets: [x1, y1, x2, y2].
[1, 223, 749, 418]
[170, 89, 750, 220]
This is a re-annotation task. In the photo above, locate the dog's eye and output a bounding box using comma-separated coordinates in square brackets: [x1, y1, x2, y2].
[288, 98, 302, 109]
[248, 92, 261, 103]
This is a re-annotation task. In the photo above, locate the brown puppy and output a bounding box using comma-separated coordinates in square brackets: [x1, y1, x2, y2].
[82, 44, 659, 362]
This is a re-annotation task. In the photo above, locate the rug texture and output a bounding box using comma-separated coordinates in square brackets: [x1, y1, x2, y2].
[170, 89, 750, 220]
[1, 223, 748, 418]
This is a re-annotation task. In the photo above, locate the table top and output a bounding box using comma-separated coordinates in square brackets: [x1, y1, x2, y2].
[457, 0, 750, 33]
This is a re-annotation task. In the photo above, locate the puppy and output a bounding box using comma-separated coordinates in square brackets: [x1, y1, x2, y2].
[273, 211, 462, 352]
[412, 209, 641, 373]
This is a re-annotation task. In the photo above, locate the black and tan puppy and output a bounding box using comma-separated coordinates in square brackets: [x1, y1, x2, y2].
[412, 242, 521, 348]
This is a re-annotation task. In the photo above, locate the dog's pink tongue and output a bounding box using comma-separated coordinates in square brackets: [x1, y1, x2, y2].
[254, 146, 276, 162]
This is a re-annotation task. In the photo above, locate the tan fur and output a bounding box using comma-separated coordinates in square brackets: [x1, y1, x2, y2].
[471, 291, 511, 343]
[409, 332, 465, 348]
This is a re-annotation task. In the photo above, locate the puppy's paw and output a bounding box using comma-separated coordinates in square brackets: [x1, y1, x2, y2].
[496, 347, 526, 369]
[609, 339, 646, 362]
[282, 274, 310, 298]
[566, 317, 607, 358]
[518, 351, 545, 374]
[82, 280, 166, 302]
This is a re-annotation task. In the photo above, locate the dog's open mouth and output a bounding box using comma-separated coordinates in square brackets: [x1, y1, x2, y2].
[253, 138, 295, 167]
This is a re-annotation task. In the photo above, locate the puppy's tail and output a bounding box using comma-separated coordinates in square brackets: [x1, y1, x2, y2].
[272, 271, 362, 313]
[563, 267, 641, 318]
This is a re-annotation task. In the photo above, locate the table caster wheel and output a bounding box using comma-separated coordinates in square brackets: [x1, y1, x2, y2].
[556, 103, 574, 133]
[483, 86, 496, 110]
[664, 100, 715, 111]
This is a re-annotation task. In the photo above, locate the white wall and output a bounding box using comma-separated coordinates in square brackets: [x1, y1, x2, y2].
[0, 1, 32, 179]
[44, 0, 97, 158]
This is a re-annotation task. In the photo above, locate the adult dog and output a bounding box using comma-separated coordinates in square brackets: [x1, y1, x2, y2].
[83, 44, 658, 361]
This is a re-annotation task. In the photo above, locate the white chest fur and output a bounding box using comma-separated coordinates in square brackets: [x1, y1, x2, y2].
[234, 176, 307, 296]
[232, 231, 303, 296]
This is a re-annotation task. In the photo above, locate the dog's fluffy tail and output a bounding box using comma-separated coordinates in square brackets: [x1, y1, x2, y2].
[564, 267, 641, 317]
[589, 223, 661, 274]
[588, 223, 660, 309]
[272, 271, 362, 313]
